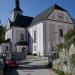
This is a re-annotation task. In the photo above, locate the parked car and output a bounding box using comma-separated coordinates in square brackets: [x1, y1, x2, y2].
[4, 59, 18, 69]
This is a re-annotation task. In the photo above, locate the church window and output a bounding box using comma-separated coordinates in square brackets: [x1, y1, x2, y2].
[50, 13, 55, 20]
[34, 30, 36, 43]
[57, 13, 64, 21]
[52, 46, 54, 51]
[20, 33, 24, 41]
[22, 47, 26, 52]
[6, 46, 8, 51]
[34, 45, 36, 51]
[60, 29, 63, 37]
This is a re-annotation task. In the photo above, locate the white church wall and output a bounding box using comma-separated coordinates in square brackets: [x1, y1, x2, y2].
[44, 19, 73, 55]
[12, 27, 26, 43]
[28, 22, 44, 56]
[16, 46, 28, 52]
[28, 16, 73, 56]
[5, 27, 26, 52]
[47, 9, 73, 45]
[43, 21, 50, 55]
[5, 29, 12, 42]
[41, 9, 73, 56]
[48, 9, 73, 24]
[11, 27, 26, 52]
[38, 22, 44, 56]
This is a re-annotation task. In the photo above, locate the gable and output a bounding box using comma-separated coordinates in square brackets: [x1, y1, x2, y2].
[31, 4, 73, 26]
[48, 9, 73, 23]
[31, 4, 66, 25]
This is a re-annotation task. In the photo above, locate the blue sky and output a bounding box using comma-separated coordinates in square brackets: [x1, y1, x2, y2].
[0, 0, 75, 25]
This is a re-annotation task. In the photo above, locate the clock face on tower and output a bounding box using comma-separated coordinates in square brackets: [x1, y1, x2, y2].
[57, 13, 64, 22]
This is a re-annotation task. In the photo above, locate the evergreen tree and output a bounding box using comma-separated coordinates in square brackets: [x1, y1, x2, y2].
[0, 25, 5, 43]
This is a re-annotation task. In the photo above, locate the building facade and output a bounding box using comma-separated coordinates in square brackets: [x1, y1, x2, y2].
[0, 0, 74, 59]
[28, 5, 73, 56]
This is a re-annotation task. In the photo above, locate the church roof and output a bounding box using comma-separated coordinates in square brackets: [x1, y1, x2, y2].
[10, 15, 33, 28]
[31, 4, 66, 25]
[16, 41, 28, 46]
[13, 6, 23, 12]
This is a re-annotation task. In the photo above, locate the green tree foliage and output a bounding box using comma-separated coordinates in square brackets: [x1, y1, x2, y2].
[57, 29, 75, 52]
[70, 54, 75, 65]
[64, 33, 75, 49]
[64, 29, 75, 42]
[56, 43, 64, 52]
[0, 26, 5, 43]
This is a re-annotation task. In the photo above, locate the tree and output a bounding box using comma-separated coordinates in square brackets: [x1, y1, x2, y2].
[0, 26, 5, 43]
[56, 43, 64, 52]
[70, 54, 75, 65]
[70, 54, 75, 74]
[64, 29, 75, 42]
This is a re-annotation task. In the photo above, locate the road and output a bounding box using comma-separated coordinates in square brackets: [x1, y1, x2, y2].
[4, 56, 57, 75]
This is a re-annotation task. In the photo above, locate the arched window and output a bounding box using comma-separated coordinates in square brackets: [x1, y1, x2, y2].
[52, 46, 54, 51]
[20, 33, 24, 41]
[60, 29, 63, 37]
[22, 47, 26, 52]
[6, 46, 8, 51]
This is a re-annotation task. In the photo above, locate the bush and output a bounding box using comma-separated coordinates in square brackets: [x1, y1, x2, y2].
[33, 53, 37, 56]
[52, 68, 65, 75]
[58, 70, 65, 75]
[52, 68, 59, 73]
[65, 72, 72, 75]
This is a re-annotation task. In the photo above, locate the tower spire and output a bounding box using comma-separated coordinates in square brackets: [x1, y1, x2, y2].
[15, 0, 19, 7]
[14, 0, 23, 12]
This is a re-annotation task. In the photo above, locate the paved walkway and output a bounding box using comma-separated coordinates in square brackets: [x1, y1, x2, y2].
[4, 56, 57, 75]
[17, 56, 57, 75]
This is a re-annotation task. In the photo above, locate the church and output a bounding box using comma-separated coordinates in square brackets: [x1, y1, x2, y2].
[0, 0, 74, 59]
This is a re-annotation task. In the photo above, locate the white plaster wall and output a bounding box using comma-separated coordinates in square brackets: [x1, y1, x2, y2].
[10, 11, 23, 22]
[12, 27, 26, 43]
[38, 23, 44, 56]
[43, 21, 50, 55]
[16, 46, 28, 52]
[44, 19, 73, 56]
[5, 29, 12, 42]
[5, 27, 26, 52]
[28, 22, 44, 56]
[28, 19, 73, 56]
[48, 9, 73, 23]
[11, 27, 26, 52]
[43, 9, 73, 55]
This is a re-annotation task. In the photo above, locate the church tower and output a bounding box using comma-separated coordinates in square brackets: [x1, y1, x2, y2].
[11, 0, 23, 21]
